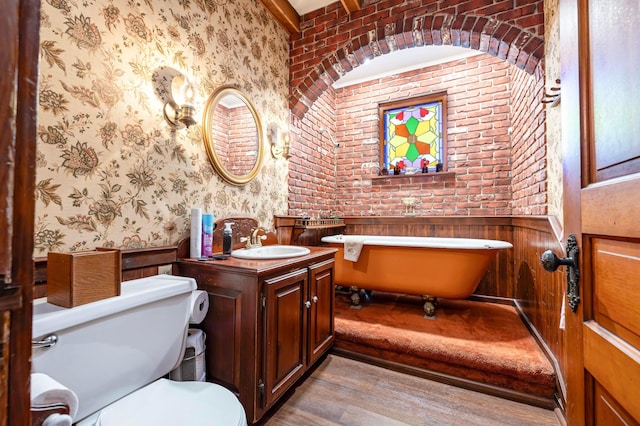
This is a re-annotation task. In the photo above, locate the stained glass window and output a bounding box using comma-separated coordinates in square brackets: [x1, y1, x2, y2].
[379, 92, 447, 173]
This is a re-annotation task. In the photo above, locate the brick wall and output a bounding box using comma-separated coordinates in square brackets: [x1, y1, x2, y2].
[511, 63, 546, 214]
[209, 103, 258, 176]
[288, 53, 547, 217]
[288, 87, 338, 217]
[227, 105, 258, 176]
[290, 0, 545, 119]
[336, 53, 514, 216]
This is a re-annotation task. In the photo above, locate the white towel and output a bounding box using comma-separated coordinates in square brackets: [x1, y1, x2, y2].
[31, 373, 79, 419]
[343, 236, 365, 262]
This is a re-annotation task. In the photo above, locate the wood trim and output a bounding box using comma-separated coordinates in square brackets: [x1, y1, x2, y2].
[583, 321, 640, 421]
[378, 92, 448, 172]
[35, 246, 178, 281]
[117, 246, 177, 271]
[33, 245, 180, 299]
[581, 174, 640, 239]
[371, 171, 456, 181]
[205, 287, 243, 393]
[10, 0, 42, 423]
[339, 0, 361, 13]
[341, 215, 513, 226]
[512, 216, 564, 236]
[259, 0, 299, 34]
[259, 0, 359, 35]
[0, 288, 21, 311]
[559, 0, 586, 423]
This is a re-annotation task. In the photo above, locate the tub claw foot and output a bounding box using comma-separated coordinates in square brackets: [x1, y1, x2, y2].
[422, 295, 437, 317]
[350, 286, 361, 306]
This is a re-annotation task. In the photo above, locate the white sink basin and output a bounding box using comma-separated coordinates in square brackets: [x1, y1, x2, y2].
[230, 245, 311, 260]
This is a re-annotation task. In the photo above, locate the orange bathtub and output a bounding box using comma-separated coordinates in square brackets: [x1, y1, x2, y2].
[321, 235, 513, 316]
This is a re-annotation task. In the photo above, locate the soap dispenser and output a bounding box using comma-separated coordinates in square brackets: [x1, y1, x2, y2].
[222, 223, 233, 255]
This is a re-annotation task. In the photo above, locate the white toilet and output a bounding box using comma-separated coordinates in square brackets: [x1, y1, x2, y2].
[31, 274, 247, 425]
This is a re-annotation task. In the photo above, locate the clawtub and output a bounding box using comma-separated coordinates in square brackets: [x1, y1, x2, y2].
[321, 235, 513, 316]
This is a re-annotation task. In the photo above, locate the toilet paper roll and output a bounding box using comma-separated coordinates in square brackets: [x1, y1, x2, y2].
[31, 373, 79, 420]
[189, 290, 209, 324]
[43, 413, 73, 426]
[187, 328, 206, 353]
[190, 208, 202, 258]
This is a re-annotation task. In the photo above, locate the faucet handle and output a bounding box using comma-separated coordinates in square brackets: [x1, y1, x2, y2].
[250, 226, 268, 248]
[240, 236, 252, 249]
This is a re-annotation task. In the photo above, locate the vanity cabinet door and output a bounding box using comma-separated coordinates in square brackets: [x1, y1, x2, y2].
[307, 259, 335, 365]
[263, 268, 307, 407]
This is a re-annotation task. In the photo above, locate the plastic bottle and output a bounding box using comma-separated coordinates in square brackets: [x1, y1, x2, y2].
[201, 213, 214, 257]
[222, 222, 233, 255]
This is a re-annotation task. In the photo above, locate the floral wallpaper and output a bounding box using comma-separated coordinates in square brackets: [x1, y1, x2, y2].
[544, 0, 564, 224]
[35, 0, 290, 254]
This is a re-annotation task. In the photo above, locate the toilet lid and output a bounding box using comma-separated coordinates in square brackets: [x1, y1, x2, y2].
[94, 379, 246, 426]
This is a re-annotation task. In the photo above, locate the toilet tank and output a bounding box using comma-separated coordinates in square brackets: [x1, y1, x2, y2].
[32, 274, 197, 423]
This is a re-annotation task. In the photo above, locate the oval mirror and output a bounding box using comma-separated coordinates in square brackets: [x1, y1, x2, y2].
[202, 86, 264, 185]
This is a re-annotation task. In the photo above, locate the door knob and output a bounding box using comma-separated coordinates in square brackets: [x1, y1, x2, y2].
[540, 234, 580, 312]
[305, 301, 311, 308]
[541, 250, 575, 272]
[312, 296, 318, 303]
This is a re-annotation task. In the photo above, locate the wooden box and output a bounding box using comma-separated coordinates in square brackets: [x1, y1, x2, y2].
[47, 249, 121, 308]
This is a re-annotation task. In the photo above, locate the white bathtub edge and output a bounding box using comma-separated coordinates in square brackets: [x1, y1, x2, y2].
[321, 234, 513, 250]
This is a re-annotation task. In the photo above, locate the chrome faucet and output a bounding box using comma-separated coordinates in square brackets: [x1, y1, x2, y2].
[241, 227, 268, 249]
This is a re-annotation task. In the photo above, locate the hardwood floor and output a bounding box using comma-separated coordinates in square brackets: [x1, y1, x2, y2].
[260, 354, 562, 426]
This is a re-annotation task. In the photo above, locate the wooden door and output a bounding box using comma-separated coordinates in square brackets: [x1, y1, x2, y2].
[307, 259, 335, 365]
[263, 269, 307, 407]
[2, 0, 41, 424]
[561, 0, 640, 424]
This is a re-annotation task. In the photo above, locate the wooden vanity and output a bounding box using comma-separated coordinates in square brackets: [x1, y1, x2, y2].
[177, 246, 337, 423]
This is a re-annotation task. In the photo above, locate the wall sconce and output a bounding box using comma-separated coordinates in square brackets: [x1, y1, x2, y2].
[282, 133, 291, 159]
[268, 123, 291, 159]
[163, 75, 196, 129]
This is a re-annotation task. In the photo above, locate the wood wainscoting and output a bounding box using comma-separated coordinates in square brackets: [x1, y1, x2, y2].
[511, 217, 567, 407]
[334, 215, 567, 408]
[341, 216, 514, 297]
[33, 245, 181, 299]
[33, 216, 568, 412]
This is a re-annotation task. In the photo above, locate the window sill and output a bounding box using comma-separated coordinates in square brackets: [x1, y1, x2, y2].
[371, 171, 456, 182]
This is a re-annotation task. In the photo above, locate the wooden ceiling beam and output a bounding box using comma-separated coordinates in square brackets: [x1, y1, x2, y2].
[339, 0, 361, 13]
[261, 1, 361, 34]
[260, 0, 300, 34]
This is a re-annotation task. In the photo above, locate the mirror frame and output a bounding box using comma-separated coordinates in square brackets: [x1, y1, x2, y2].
[202, 85, 264, 185]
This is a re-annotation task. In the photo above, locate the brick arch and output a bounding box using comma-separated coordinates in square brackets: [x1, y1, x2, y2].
[290, 14, 543, 120]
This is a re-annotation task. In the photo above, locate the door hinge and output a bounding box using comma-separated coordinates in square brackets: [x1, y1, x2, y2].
[261, 294, 266, 310]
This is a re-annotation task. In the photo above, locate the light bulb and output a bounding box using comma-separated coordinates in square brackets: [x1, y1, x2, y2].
[179, 80, 195, 107]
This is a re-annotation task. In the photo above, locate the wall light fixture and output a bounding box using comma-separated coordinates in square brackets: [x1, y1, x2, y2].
[282, 132, 291, 159]
[163, 75, 196, 129]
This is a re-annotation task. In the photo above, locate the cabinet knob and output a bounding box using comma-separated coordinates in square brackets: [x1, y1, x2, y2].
[312, 296, 318, 303]
[305, 301, 311, 308]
